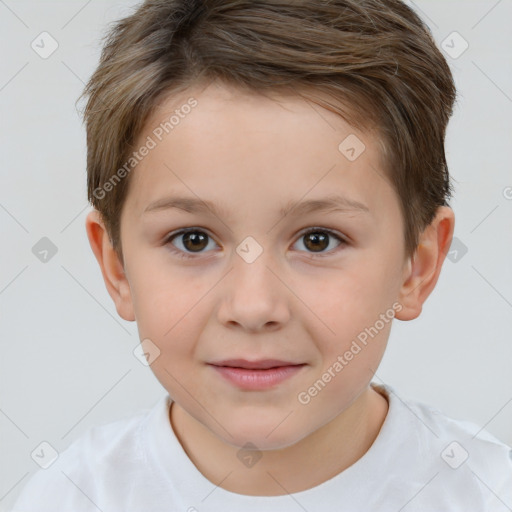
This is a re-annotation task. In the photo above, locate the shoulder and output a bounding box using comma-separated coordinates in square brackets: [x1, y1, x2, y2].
[403, 387, 512, 463]
[375, 383, 512, 510]
[11, 399, 161, 512]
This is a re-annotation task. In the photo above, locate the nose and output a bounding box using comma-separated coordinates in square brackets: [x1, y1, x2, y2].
[216, 249, 291, 333]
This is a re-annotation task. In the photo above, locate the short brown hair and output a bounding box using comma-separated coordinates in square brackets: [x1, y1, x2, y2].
[79, 0, 457, 264]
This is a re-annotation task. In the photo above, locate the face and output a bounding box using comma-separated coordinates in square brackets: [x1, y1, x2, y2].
[117, 81, 409, 450]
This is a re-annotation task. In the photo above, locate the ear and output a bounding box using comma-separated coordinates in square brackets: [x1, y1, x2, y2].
[395, 206, 455, 321]
[85, 209, 135, 322]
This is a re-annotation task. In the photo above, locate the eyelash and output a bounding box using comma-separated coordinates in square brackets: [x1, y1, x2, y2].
[164, 227, 348, 260]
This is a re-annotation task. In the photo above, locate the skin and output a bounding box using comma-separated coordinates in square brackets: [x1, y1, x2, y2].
[86, 79, 455, 496]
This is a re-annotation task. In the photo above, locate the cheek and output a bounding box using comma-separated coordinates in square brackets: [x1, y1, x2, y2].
[302, 255, 399, 358]
[307, 262, 392, 325]
[129, 270, 206, 352]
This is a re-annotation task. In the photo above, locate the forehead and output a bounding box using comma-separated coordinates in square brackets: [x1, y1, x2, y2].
[124, 81, 395, 221]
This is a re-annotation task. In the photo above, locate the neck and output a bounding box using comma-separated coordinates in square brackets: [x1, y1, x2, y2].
[169, 385, 389, 496]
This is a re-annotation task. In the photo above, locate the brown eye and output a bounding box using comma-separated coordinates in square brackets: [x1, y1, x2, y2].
[181, 231, 208, 251]
[165, 227, 346, 260]
[166, 229, 216, 256]
[303, 231, 329, 252]
[294, 228, 346, 255]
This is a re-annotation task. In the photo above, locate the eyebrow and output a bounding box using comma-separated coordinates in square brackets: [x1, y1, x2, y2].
[143, 194, 370, 219]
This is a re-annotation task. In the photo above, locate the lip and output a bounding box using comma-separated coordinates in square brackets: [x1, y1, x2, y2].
[208, 360, 306, 390]
[209, 359, 302, 370]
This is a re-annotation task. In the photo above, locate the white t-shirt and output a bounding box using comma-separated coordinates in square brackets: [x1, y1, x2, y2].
[11, 383, 512, 512]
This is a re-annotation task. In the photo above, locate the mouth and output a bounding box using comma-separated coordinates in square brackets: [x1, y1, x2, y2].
[207, 359, 307, 390]
[208, 358, 305, 370]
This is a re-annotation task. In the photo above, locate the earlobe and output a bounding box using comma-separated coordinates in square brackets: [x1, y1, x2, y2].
[85, 209, 136, 322]
[395, 206, 455, 321]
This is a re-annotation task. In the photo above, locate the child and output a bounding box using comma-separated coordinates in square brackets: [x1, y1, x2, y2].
[12, 0, 512, 510]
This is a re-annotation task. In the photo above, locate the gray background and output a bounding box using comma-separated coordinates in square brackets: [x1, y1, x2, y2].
[1, 0, 511, 509]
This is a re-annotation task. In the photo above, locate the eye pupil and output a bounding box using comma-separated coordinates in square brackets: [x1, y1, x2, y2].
[183, 232, 208, 251]
[304, 232, 329, 252]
